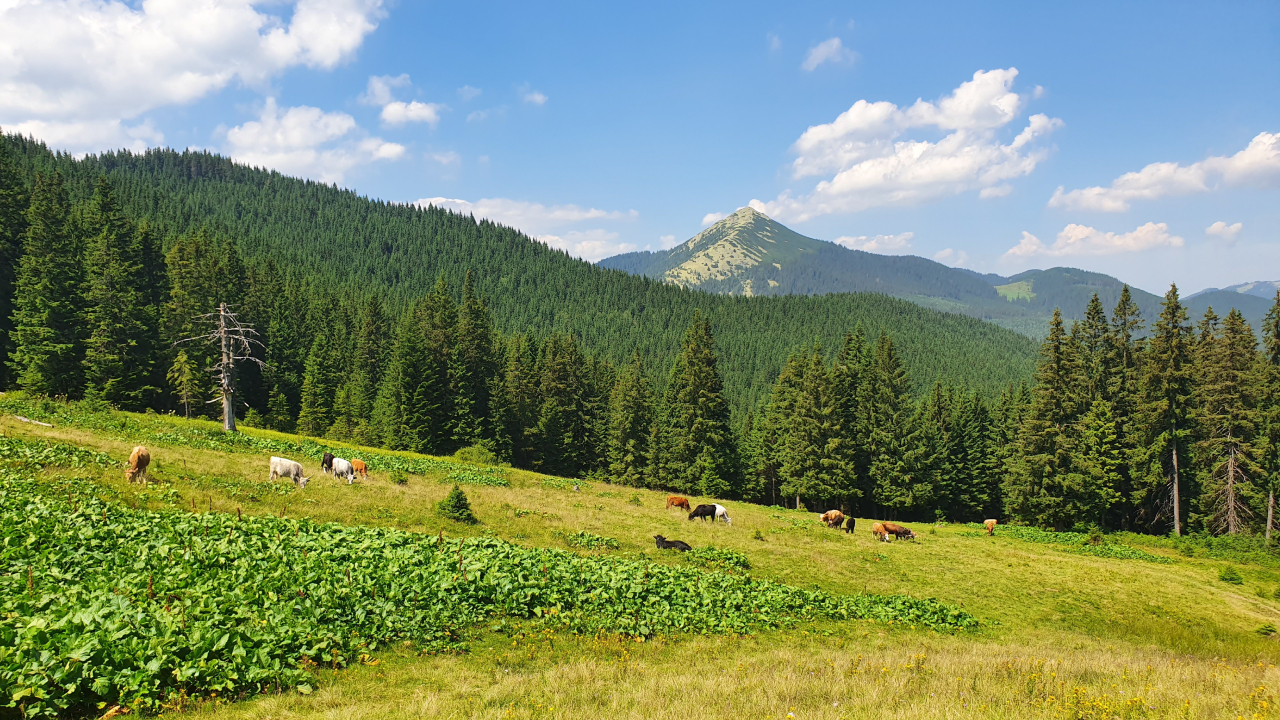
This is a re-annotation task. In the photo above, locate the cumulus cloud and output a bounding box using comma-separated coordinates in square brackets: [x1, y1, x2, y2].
[360, 74, 445, 127]
[360, 74, 409, 106]
[1003, 222, 1184, 259]
[539, 229, 636, 263]
[801, 37, 855, 71]
[749, 68, 1061, 222]
[0, 0, 385, 152]
[222, 98, 404, 183]
[1206, 221, 1243, 244]
[659, 234, 680, 249]
[519, 84, 548, 105]
[1049, 132, 1280, 212]
[701, 212, 727, 226]
[832, 232, 914, 254]
[979, 184, 1013, 199]
[414, 197, 637, 236]
[933, 248, 970, 267]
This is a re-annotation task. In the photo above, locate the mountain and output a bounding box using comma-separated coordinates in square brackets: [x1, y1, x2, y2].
[602, 208, 1275, 336]
[1187, 280, 1280, 301]
[0, 134, 1041, 409]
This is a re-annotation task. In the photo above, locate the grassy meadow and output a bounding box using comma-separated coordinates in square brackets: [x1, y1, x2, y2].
[3, 398, 1280, 719]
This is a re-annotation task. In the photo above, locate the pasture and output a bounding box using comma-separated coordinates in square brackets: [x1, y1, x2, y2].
[2, 396, 1279, 719]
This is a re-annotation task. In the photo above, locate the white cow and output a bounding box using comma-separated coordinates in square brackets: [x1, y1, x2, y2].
[269, 456, 310, 488]
[713, 503, 732, 525]
[332, 457, 356, 484]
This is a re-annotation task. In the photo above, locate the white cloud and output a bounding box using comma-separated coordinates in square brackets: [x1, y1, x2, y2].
[933, 248, 970, 267]
[429, 151, 460, 166]
[801, 37, 855, 71]
[0, 0, 385, 153]
[520, 84, 548, 105]
[979, 184, 1013, 199]
[832, 231, 914, 254]
[539, 229, 635, 263]
[457, 85, 482, 101]
[767, 33, 782, 52]
[1206, 221, 1243, 244]
[222, 98, 403, 183]
[1049, 132, 1280, 212]
[360, 74, 409, 106]
[750, 68, 1061, 222]
[701, 212, 727, 226]
[1003, 222, 1184, 259]
[659, 234, 680, 249]
[414, 197, 637, 236]
[381, 101, 445, 127]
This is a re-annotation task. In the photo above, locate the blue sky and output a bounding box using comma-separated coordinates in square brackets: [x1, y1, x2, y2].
[2, 0, 1278, 294]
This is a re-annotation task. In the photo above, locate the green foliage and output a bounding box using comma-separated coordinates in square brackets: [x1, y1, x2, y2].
[686, 546, 751, 572]
[656, 312, 737, 497]
[558, 530, 620, 550]
[1219, 565, 1244, 584]
[436, 484, 478, 524]
[453, 444, 500, 466]
[441, 469, 510, 488]
[0, 435, 115, 471]
[969, 523, 1171, 563]
[389, 470, 408, 486]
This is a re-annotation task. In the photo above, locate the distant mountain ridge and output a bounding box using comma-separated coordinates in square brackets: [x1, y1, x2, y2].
[1187, 280, 1280, 301]
[600, 208, 1275, 336]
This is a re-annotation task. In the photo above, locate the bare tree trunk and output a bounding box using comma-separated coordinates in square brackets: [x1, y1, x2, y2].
[218, 303, 237, 432]
[1170, 428, 1181, 536]
[1226, 444, 1240, 535]
[796, 494, 801, 511]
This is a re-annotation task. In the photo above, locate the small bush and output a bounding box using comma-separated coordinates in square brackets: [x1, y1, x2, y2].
[390, 470, 408, 486]
[629, 494, 642, 506]
[1257, 623, 1278, 637]
[1273, 586, 1280, 600]
[437, 485, 478, 524]
[1219, 565, 1244, 585]
[687, 546, 751, 572]
[752, 529, 765, 541]
[452, 444, 500, 466]
[441, 469, 510, 487]
[558, 530, 620, 550]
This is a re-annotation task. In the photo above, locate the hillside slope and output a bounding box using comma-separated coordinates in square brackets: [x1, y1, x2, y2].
[0, 135, 1038, 406]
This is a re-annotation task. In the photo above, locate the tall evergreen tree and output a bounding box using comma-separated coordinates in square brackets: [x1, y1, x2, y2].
[657, 312, 738, 498]
[498, 334, 540, 467]
[411, 277, 458, 454]
[778, 348, 851, 510]
[829, 329, 870, 508]
[867, 332, 915, 517]
[0, 142, 28, 390]
[163, 228, 224, 412]
[348, 295, 389, 445]
[1260, 292, 1280, 539]
[1105, 286, 1144, 529]
[453, 271, 498, 448]
[753, 351, 806, 507]
[8, 172, 84, 397]
[81, 178, 158, 409]
[1136, 284, 1195, 534]
[606, 352, 653, 486]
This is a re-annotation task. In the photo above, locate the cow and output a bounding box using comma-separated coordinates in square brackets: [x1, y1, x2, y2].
[654, 535, 693, 552]
[125, 445, 150, 484]
[666, 495, 691, 511]
[984, 519, 997, 536]
[351, 459, 368, 481]
[321, 452, 335, 476]
[688, 504, 717, 522]
[332, 457, 356, 484]
[843, 516, 856, 534]
[269, 456, 310, 488]
[820, 510, 845, 529]
[872, 521, 889, 542]
[714, 503, 732, 525]
[882, 522, 917, 542]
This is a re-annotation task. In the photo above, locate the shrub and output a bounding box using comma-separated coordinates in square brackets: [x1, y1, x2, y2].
[1257, 623, 1277, 637]
[629, 494, 642, 506]
[558, 530, 620, 550]
[1219, 565, 1244, 585]
[441, 469, 509, 487]
[390, 470, 408, 486]
[752, 529, 765, 541]
[453, 445, 500, 466]
[437, 485, 478, 524]
[687, 546, 751, 572]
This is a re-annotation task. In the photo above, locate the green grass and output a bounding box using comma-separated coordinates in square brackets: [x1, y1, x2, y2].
[4, 399, 1280, 718]
[995, 280, 1036, 302]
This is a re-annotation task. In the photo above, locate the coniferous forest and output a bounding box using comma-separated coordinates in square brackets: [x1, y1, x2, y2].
[1, 134, 1277, 536]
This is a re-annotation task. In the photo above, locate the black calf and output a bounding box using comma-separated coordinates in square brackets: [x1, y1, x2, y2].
[688, 504, 716, 521]
[654, 535, 692, 551]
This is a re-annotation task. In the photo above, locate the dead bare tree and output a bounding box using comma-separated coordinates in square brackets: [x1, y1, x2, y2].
[176, 303, 264, 432]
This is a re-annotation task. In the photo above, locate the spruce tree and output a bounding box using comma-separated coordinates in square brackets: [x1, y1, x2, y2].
[1105, 286, 1144, 529]
[82, 178, 158, 409]
[348, 295, 389, 445]
[0, 142, 28, 390]
[606, 352, 653, 486]
[867, 332, 914, 517]
[163, 228, 222, 412]
[8, 172, 84, 397]
[1260, 292, 1280, 539]
[753, 351, 805, 507]
[453, 271, 498, 448]
[779, 348, 850, 510]
[498, 334, 540, 467]
[297, 334, 341, 437]
[657, 312, 737, 498]
[167, 349, 200, 418]
[1195, 309, 1262, 534]
[409, 279, 457, 454]
[1136, 284, 1195, 534]
[829, 329, 870, 506]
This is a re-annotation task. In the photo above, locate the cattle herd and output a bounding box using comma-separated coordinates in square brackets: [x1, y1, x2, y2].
[121, 445, 369, 491]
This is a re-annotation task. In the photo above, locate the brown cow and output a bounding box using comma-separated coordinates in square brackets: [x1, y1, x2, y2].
[666, 495, 691, 511]
[882, 522, 917, 542]
[984, 519, 997, 536]
[820, 510, 845, 529]
[351, 459, 368, 480]
[126, 445, 150, 484]
[871, 521, 888, 542]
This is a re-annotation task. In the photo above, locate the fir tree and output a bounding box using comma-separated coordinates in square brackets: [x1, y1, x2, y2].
[498, 334, 540, 467]
[82, 178, 158, 409]
[1260, 292, 1280, 539]
[0, 142, 28, 390]
[753, 351, 805, 507]
[409, 280, 457, 454]
[163, 228, 222, 413]
[348, 295, 389, 445]
[453, 271, 498, 448]
[829, 329, 870, 506]
[167, 349, 200, 418]
[8, 172, 84, 397]
[1136, 284, 1195, 534]
[1195, 309, 1262, 534]
[1076, 400, 1124, 526]
[658, 312, 737, 499]
[296, 318, 343, 437]
[606, 352, 653, 486]
[779, 348, 850, 510]
[867, 332, 914, 517]
[437, 485, 478, 524]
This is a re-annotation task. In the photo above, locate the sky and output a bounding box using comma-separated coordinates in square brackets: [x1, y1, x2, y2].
[2, 0, 1278, 295]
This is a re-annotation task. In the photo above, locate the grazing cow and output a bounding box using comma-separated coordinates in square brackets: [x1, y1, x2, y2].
[688, 504, 717, 522]
[666, 495, 691, 511]
[351, 459, 368, 480]
[125, 445, 150, 484]
[269, 456, 310, 488]
[321, 452, 335, 475]
[654, 535, 693, 552]
[843, 516, 856, 534]
[871, 521, 889, 542]
[332, 457, 356, 484]
[984, 519, 997, 536]
[820, 510, 845, 529]
[882, 522, 917, 542]
[714, 503, 732, 525]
